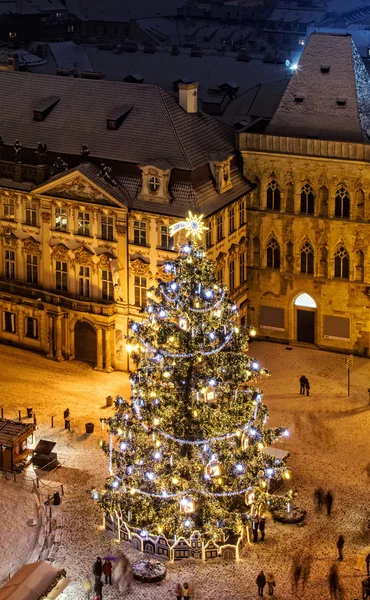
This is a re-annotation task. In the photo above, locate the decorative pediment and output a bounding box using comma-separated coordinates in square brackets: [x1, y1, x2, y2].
[51, 243, 70, 261]
[209, 156, 233, 194]
[215, 252, 226, 267]
[229, 243, 238, 258]
[130, 258, 151, 276]
[22, 237, 41, 256]
[137, 165, 172, 204]
[99, 253, 113, 270]
[72, 246, 95, 269]
[156, 264, 173, 282]
[239, 236, 247, 250]
[1, 229, 18, 250]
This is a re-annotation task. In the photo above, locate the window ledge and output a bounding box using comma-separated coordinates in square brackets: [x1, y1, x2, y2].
[51, 229, 71, 235]
[97, 236, 117, 243]
[130, 241, 150, 248]
[156, 246, 176, 252]
[22, 223, 40, 231]
[75, 234, 94, 241]
[0, 217, 17, 226]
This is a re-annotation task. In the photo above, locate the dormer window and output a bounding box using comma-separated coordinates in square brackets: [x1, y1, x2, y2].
[336, 97, 347, 108]
[320, 65, 330, 74]
[209, 156, 233, 194]
[149, 176, 160, 193]
[138, 165, 172, 204]
[294, 94, 304, 104]
[33, 96, 60, 121]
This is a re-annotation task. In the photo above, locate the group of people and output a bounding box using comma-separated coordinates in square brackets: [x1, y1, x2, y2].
[299, 375, 311, 396]
[255, 571, 276, 596]
[175, 582, 191, 599]
[251, 514, 266, 542]
[314, 488, 334, 516]
[91, 557, 113, 600]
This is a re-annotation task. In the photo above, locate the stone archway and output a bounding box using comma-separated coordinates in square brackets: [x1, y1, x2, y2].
[294, 293, 317, 344]
[74, 320, 97, 364]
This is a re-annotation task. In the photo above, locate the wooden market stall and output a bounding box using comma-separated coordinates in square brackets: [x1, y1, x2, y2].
[0, 418, 34, 471]
[0, 561, 70, 600]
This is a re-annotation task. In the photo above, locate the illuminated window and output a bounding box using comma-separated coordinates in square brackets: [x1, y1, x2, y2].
[294, 293, 317, 308]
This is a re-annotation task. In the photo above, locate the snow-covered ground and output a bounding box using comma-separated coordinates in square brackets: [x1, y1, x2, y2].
[0, 480, 38, 582]
[1, 341, 370, 600]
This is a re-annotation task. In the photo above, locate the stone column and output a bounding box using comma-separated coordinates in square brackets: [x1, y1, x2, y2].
[104, 327, 113, 372]
[69, 325, 75, 360]
[46, 314, 54, 358]
[55, 315, 64, 362]
[94, 326, 104, 371]
[64, 315, 70, 357]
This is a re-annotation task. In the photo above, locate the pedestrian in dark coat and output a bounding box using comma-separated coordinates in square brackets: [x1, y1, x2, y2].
[366, 552, 370, 576]
[337, 535, 344, 561]
[326, 491, 334, 517]
[299, 375, 306, 394]
[329, 563, 339, 599]
[175, 582, 183, 600]
[314, 487, 325, 512]
[252, 516, 259, 543]
[259, 515, 266, 541]
[94, 578, 103, 600]
[305, 378, 310, 396]
[103, 560, 112, 585]
[93, 557, 103, 579]
[256, 571, 267, 597]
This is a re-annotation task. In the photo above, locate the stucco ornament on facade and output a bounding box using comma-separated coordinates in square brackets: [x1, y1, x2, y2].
[51, 243, 70, 261]
[1, 229, 18, 249]
[130, 258, 151, 277]
[49, 177, 107, 203]
[71, 246, 95, 271]
[22, 237, 41, 256]
[115, 222, 127, 236]
[99, 253, 112, 270]
[41, 211, 51, 223]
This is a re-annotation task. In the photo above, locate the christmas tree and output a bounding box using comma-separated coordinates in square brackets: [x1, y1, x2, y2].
[93, 214, 294, 541]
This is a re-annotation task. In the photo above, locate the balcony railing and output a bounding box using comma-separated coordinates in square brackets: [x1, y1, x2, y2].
[0, 279, 116, 315]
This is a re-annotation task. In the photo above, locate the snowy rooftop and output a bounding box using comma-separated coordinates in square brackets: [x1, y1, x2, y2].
[266, 32, 370, 143]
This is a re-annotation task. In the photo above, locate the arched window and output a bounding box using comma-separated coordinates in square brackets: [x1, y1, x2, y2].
[300, 241, 314, 274]
[335, 187, 350, 218]
[334, 246, 349, 279]
[300, 183, 314, 214]
[266, 180, 281, 211]
[267, 238, 280, 269]
[355, 189, 365, 221]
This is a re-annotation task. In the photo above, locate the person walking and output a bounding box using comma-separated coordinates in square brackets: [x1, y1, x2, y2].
[266, 573, 276, 596]
[103, 560, 112, 585]
[337, 535, 344, 561]
[93, 557, 103, 580]
[366, 552, 370, 576]
[252, 515, 260, 543]
[175, 582, 183, 600]
[291, 557, 302, 594]
[94, 578, 103, 600]
[300, 375, 306, 395]
[182, 582, 191, 599]
[314, 488, 325, 512]
[326, 491, 334, 517]
[329, 563, 339, 599]
[305, 378, 310, 396]
[256, 571, 267, 597]
[259, 515, 266, 541]
[83, 577, 92, 600]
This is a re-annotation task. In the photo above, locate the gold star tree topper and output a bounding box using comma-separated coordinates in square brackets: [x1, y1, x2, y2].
[169, 211, 208, 242]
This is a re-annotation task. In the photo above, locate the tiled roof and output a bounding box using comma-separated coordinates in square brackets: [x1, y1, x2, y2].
[0, 71, 235, 171]
[266, 33, 370, 143]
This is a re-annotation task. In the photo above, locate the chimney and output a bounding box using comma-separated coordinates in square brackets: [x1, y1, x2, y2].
[8, 53, 19, 71]
[178, 82, 198, 114]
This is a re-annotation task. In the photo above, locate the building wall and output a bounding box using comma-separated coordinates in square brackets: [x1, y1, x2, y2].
[240, 138, 370, 356]
[0, 186, 248, 371]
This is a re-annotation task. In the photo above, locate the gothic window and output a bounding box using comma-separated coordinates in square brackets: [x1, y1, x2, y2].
[300, 183, 314, 214]
[252, 236, 260, 267]
[266, 180, 280, 211]
[335, 187, 350, 219]
[266, 238, 280, 269]
[355, 249, 364, 282]
[319, 186, 328, 217]
[334, 246, 349, 279]
[286, 182, 294, 213]
[300, 241, 314, 274]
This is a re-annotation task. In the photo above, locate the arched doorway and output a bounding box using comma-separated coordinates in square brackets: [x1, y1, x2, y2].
[74, 321, 97, 364]
[294, 293, 317, 344]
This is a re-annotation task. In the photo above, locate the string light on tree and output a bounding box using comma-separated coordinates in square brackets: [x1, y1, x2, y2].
[93, 213, 295, 541]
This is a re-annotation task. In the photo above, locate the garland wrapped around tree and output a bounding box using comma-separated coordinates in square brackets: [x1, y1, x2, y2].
[93, 218, 294, 541]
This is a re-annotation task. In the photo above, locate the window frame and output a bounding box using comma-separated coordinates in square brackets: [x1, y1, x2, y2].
[334, 246, 349, 279]
[239, 199, 246, 227]
[216, 214, 223, 242]
[266, 180, 281, 211]
[300, 184, 315, 214]
[3, 197, 15, 220]
[102, 269, 114, 301]
[160, 225, 174, 250]
[25, 316, 38, 339]
[239, 251, 246, 283]
[229, 260, 235, 292]
[101, 215, 114, 241]
[78, 265, 90, 297]
[77, 211, 91, 236]
[300, 242, 314, 275]
[266, 238, 280, 269]
[335, 187, 350, 219]
[55, 207, 68, 232]
[5, 249, 15, 280]
[25, 201, 37, 226]
[133, 220, 147, 246]
[3, 311, 16, 333]
[55, 260, 68, 292]
[26, 253, 38, 285]
[229, 206, 235, 234]
[134, 275, 147, 307]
